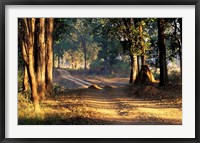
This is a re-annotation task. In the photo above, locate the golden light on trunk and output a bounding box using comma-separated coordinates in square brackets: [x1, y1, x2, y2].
[46, 18, 54, 96]
[37, 18, 46, 99]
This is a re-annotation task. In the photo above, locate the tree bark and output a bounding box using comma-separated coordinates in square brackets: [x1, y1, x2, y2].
[178, 18, 182, 77]
[46, 18, 54, 97]
[129, 55, 134, 84]
[23, 65, 29, 91]
[135, 65, 155, 85]
[129, 54, 138, 84]
[20, 18, 54, 111]
[22, 18, 40, 112]
[178, 39, 182, 77]
[158, 18, 168, 86]
[19, 33, 29, 91]
[133, 55, 138, 82]
[137, 55, 140, 71]
[37, 18, 46, 100]
[141, 56, 146, 66]
[139, 21, 146, 66]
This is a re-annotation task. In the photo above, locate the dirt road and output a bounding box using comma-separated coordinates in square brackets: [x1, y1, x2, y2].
[49, 69, 183, 125]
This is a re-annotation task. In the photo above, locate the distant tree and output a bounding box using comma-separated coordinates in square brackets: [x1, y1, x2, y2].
[91, 18, 121, 75]
[121, 18, 138, 84]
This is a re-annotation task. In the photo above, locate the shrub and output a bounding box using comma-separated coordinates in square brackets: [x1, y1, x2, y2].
[168, 71, 182, 84]
[18, 69, 24, 92]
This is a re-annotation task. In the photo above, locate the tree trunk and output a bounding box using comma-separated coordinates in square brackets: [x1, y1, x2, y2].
[129, 55, 134, 84]
[46, 18, 54, 97]
[137, 55, 140, 71]
[158, 18, 168, 86]
[23, 65, 29, 91]
[80, 36, 87, 72]
[178, 18, 182, 77]
[135, 65, 155, 85]
[154, 48, 159, 73]
[28, 51, 40, 112]
[133, 55, 138, 81]
[178, 39, 182, 77]
[129, 54, 138, 84]
[22, 18, 40, 112]
[37, 18, 46, 100]
[20, 18, 54, 111]
[84, 48, 87, 71]
[58, 54, 61, 68]
[139, 21, 146, 66]
[141, 56, 146, 66]
[53, 53, 55, 78]
[19, 36, 29, 91]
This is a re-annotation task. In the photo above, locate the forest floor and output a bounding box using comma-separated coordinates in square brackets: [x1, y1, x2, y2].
[18, 68, 182, 125]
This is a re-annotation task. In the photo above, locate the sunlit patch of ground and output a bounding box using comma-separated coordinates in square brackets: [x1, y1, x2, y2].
[18, 86, 182, 125]
[18, 68, 181, 125]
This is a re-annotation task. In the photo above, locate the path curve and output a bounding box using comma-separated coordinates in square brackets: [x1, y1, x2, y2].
[54, 69, 92, 89]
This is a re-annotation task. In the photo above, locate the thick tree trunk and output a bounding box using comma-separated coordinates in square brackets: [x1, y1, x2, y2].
[28, 52, 40, 112]
[20, 18, 54, 111]
[158, 18, 168, 86]
[23, 18, 40, 112]
[37, 18, 46, 99]
[46, 18, 54, 97]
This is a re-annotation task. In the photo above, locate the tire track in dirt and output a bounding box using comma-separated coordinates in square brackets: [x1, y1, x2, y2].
[54, 69, 92, 89]
[53, 69, 182, 125]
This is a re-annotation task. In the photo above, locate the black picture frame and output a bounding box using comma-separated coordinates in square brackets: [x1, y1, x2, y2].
[0, 0, 200, 143]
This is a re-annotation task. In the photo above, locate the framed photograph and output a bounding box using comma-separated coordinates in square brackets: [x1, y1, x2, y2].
[1, 0, 200, 143]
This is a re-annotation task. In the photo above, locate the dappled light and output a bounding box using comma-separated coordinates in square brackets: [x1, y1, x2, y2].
[18, 18, 182, 125]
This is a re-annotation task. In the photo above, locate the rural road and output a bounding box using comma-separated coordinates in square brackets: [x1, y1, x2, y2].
[54, 69, 93, 89]
[51, 69, 182, 125]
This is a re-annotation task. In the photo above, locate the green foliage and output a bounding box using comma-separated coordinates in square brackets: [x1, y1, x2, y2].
[18, 69, 24, 92]
[18, 90, 32, 103]
[53, 18, 102, 68]
[90, 59, 104, 70]
[112, 60, 130, 77]
[52, 18, 181, 81]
